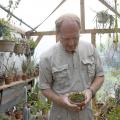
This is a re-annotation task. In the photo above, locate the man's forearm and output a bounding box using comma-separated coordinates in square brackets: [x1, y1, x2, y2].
[41, 88, 61, 105]
[90, 76, 104, 96]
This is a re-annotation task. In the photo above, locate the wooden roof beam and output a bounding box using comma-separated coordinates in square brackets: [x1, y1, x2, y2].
[35, 35, 43, 47]
[26, 28, 120, 36]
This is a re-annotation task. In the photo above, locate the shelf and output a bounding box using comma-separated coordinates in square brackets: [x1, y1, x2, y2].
[0, 78, 35, 91]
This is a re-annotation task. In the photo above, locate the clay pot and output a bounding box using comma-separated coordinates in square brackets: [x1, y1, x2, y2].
[0, 74, 5, 86]
[15, 110, 23, 119]
[16, 74, 21, 81]
[22, 73, 27, 81]
[5, 75, 13, 84]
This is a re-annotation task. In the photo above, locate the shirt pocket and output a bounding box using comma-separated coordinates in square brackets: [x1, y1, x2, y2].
[81, 56, 96, 81]
[52, 64, 70, 89]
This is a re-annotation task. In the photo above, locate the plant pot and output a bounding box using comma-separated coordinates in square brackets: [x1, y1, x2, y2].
[0, 40, 15, 52]
[5, 75, 13, 84]
[14, 43, 26, 55]
[15, 111, 23, 119]
[16, 74, 21, 81]
[68, 92, 85, 106]
[22, 74, 27, 81]
[0, 74, 5, 86]
[97, 11, 108, 24]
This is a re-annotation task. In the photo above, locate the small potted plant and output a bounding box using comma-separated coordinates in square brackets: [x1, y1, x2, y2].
[0, 72, 5, 86]
[14, 40, 28, 56]
[4, 64, 15, 84]
[21, 60, 29, 80]
[68, 92, 85, 106]
[26, 38, 37, 56]
[1, 57, 16, 84]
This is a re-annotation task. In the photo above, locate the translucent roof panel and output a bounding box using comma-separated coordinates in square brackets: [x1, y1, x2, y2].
[0, 0, 120, 31]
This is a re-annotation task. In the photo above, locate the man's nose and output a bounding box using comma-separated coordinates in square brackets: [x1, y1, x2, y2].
[68, 39, 75, 46]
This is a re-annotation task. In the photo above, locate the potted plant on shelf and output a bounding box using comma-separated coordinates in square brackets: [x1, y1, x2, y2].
[14, 105, 23, 120]
[14, 40, 28, 56]
[21, 60, 29, 80]
[0, 72, 5, 86]
[1, 57, 16, 84]
[0, 18, 15, 52]
[4, 63, 15, 85]
[27, 59, 37, 78]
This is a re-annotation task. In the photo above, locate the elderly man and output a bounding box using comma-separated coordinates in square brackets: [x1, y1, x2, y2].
[39, 14, 104, 120]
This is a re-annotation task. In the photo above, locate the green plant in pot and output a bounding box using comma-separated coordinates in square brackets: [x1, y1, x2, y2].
[1, 57, 16, 84]
[0, 19, 11, 40]
[4, 62, 15, 84]
[21, 60, 29, 80]
[0, 72, 5, 86]
[26, 38, 37, 56]
[68, 92, 85, 106]
[0, 19, 15, 52]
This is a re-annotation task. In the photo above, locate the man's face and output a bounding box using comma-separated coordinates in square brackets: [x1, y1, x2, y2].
[58, 21, 80, 53]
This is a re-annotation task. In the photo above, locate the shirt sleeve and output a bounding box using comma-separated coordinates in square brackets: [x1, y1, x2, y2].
[39, 56, 52, 90]
[94, 48, 104, 77]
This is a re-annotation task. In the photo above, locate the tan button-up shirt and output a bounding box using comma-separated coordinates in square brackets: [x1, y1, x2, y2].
[39, 41, 104, 120]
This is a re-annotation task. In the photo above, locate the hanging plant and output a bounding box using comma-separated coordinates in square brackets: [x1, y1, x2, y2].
[96, 10, 114, 29]
[0, 19, 16, 52]
[7, 0, 21, 21]
[97, 11, 109, 24]
[0, 19, 11, 39]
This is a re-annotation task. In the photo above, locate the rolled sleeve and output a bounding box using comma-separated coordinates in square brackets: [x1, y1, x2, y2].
[39, 56, 52, 90]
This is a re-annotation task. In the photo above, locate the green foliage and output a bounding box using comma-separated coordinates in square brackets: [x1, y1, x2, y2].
[22, 60, 28, 73]
[27, 39, 37, 49]
[0, 114, 10, 120]
[0, 19, 12, 40]
[68, 92, 85, 103]
[0, 56, 16, 76]
[94, 97, 120, 120]
[106, 106, 120, 120]
[28, 83, 51, 115]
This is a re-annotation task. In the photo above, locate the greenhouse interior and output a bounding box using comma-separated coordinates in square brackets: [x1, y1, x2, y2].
[0, 0, 120, 120]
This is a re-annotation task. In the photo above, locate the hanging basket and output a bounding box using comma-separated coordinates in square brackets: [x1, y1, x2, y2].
[97, 11, 109, 24]
[0, 40, 15, 52]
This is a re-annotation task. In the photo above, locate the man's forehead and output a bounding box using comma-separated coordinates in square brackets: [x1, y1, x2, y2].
[60, 32, 79, 38]
[61, 20, 78, 28]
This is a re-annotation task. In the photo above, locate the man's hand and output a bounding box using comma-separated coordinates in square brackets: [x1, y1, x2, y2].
[81, 89, 92, 109]
[57, 94, 82, 112]
[41, 89, 82, 112]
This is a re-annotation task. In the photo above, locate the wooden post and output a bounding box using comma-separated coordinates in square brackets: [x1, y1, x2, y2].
[80, 0, 85, 32]
[91, 32, 96, 47]
[35, 35, 43, 46]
